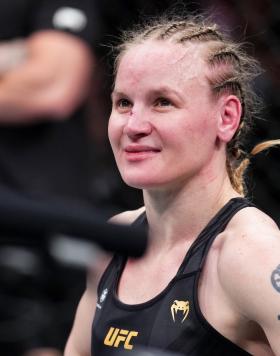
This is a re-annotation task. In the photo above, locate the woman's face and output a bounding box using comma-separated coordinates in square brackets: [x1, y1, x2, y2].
[108, 40, 221, 190]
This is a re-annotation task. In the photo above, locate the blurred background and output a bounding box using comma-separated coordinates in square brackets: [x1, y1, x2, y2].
[0, 0, 279, 355]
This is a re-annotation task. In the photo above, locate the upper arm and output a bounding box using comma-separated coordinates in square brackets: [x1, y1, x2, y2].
[27, 30, 94, 113]
[0, 30, 94, 122]
[65, 287, 96, 356]
[218, 212, 280, 354]
[243, 238, 280, 354]
[65, 252, 111, 356]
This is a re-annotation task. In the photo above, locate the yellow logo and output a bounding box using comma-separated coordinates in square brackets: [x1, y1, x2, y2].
[171, 300, 190, 323]
[104, 327, 138, 350]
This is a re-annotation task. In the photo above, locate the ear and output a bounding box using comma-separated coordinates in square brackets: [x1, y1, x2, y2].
[217, 95, 242, 143]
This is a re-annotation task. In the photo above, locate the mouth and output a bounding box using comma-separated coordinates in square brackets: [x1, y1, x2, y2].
[124, 145, 161, 161]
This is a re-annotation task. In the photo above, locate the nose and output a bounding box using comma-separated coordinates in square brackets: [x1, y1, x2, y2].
[123, 111, 152, 140]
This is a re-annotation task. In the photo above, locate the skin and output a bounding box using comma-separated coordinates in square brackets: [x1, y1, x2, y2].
[0, 30, 94, 123]
[110, 41, 222, 191]
[65, 40, 280, 356]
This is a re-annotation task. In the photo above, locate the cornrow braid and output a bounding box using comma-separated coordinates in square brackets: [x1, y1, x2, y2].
[227, 154, 250, 196]
[179, 28, 223, 43]
[205, 43, 261, 194]
[113, 13, 279, 196]
[159, 22, 188, 39]
[207, 47, 247, 109]
[227, 140, 280, 196]
[209, 49, 241, 65]
[212, 80, 244, 103]
[142, 24, 165, 39]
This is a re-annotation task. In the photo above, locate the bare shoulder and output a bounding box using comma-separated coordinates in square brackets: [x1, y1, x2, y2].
[217, 205, 280, 316]
[221, 205, 279, 254]
[218, 206, 279, 272]
[108, 206, 146, 225]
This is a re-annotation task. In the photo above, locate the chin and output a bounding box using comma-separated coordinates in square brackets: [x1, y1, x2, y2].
[121, 173, 166, 190]
[123, 179, 153, 190]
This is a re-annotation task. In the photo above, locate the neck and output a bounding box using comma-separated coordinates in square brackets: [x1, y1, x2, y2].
[143, 165, 240, 251]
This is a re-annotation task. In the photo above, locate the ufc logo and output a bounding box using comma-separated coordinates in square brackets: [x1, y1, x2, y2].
[104, 327, 138, 350]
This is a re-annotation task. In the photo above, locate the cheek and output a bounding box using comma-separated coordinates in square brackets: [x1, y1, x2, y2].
[188, 106, 217, 142]
[193, 118, 213, 139]
[175, 115, 217, 160]
[108, 115, 122, 149]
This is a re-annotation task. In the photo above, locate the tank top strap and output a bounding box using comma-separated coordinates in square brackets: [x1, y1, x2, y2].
[178, 197, 255, 275]
[97, 253, 125, 296]
[97, 211, 147, 294]
[127, 199, 254, 276]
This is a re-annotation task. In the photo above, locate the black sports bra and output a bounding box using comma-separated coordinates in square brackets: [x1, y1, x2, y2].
[92, 198, 254, 355]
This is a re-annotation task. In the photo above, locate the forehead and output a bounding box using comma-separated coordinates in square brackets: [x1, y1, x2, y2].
[115, 40, 209, 89]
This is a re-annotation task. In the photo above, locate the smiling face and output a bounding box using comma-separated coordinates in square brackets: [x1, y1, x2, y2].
[108, 40, 223, 190]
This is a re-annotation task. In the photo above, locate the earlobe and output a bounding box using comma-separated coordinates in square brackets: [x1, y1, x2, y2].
[217, 95, 242, 143]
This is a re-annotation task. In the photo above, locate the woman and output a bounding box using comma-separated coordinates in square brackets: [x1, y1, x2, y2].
[65, 14, 280, 356]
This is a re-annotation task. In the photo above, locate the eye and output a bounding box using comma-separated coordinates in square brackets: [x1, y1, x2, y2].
[116, 98, 132, 111]
[118, 98, 131, 107]
[154, 97, 173, 108]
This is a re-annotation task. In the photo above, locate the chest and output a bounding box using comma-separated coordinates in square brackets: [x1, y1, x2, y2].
[117, 247, 193, 305]
[116, 241, 271, 356]
[93, 251, 250, 356]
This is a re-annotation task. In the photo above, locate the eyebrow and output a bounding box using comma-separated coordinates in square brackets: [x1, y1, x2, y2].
[151, 86, 182, 97]
[112, 86, 182, 99]
[149, 87, 184, 104]
[111, 90, 127, 99]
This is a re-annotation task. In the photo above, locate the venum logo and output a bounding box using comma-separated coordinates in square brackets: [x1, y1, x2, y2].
[100, 288, 108, 303]
[104, 327, 138, 350]
[171, 300, 190, 323]
[96, 288, 108, 310]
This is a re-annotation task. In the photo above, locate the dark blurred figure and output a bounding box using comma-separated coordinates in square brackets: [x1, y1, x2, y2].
[0, 0, 102, 355]
[0, 0, 101, 203]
